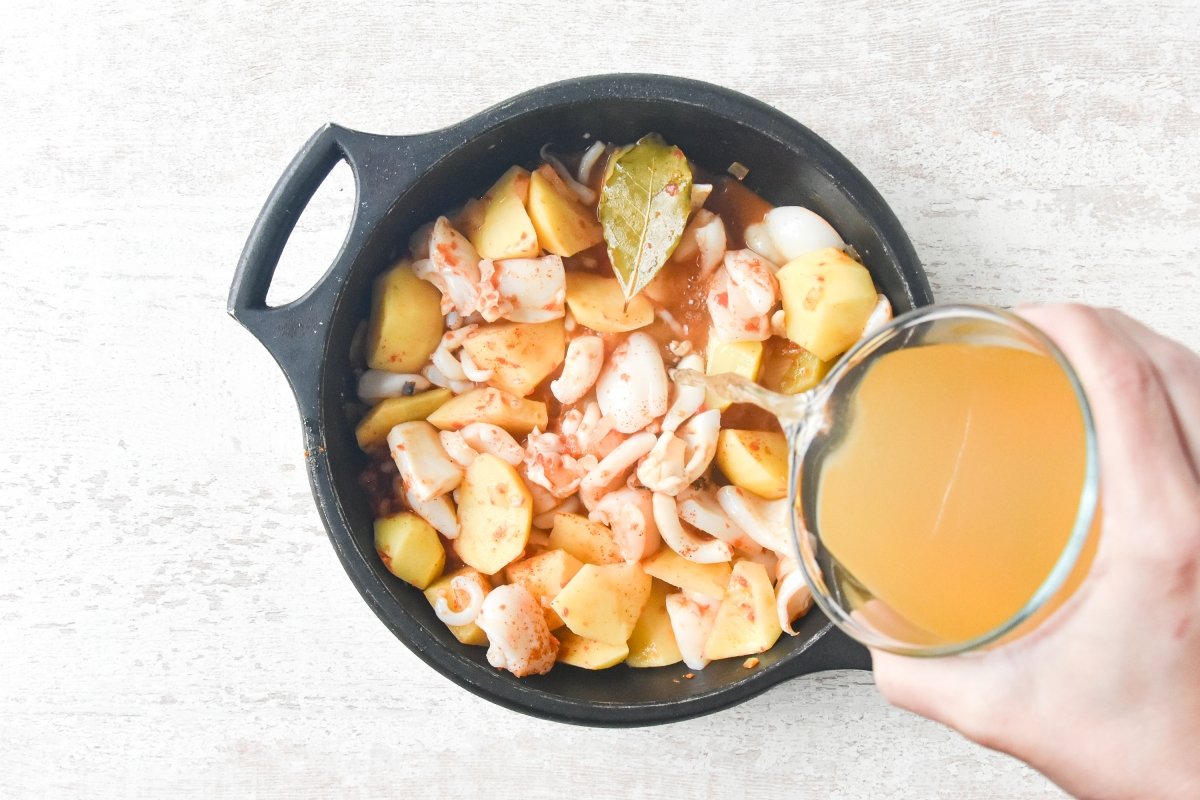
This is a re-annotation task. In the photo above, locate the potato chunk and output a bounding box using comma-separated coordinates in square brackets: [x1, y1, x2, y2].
[374, 512, 445, 590]
[354, 388, 452, 450]
[555, 629, 629, 669]
[453, 454, 532, 575]
[527, 169, 603, 257]
[464, 166, 540, 260]
[705, 340, 763, 411]
[641, 547, 731, 600]
[760, 338, 830, 395]
[365, 261, 444, 372]
[461, 319, 566, 397]
[426, 387, 548, 437]
[551, 562, 652, 647]
[715, 429, 789, 500]
[547, 513, 624, 566]
[777, 247, 877, 361]
[703, 560, 782, 660]
[564, 273, 654, 333]
[626, 579, 683, 668]
[504, 549, 584, 630]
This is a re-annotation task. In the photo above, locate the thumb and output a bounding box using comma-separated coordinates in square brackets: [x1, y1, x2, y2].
[871, 648, 1016, 744]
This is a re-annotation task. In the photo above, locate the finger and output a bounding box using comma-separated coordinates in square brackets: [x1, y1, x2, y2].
[1094, 308, 1200, 480]
[871, 649, 1021, 750]
[1015, 304, 1196, 506]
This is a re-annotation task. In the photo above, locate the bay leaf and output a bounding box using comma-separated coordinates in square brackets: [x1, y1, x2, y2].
[598, 134, 693, 301]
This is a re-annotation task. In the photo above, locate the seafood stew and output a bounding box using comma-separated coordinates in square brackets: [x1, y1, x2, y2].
[351, 136, 891, 678]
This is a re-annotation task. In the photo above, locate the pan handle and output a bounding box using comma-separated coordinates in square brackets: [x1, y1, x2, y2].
[227, 123, 438, 413]
[782, 620, 874, 677]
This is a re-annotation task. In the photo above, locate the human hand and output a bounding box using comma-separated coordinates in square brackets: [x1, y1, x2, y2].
[871, 305, 1200, 799]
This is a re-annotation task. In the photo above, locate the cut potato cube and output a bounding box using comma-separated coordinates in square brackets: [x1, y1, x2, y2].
[547, 513, 624, 566]
[555, 629, 629, 669]
[374, 512, 445, 590]
[461, 319, 566, 397]
[504, 548, 584, 630]
[777, 247, 877, 361]
[354, 388, 452, 450]
[464, 166, 540, 260]
[760, 337, 831, 395]
[426, 388, 548, 438]
[423, 567, 490, 645]
[715, 429, 789, 500]
[365, 260, 445, 372]
[705, 340, 764, 411]
[703, 560, 782, 660]
[565, 273, 654, 333]
[551, 562, 652, 647]
[528, 169, 603, 257]
[453, 454, 532, 575]
[641, 548, 731, 600]
[626, 579, 683, 668]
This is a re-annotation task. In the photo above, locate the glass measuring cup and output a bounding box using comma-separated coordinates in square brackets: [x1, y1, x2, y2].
[680, 304, 1101, 656]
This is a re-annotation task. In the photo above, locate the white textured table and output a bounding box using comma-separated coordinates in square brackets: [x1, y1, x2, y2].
[3, 1, 1197, 797]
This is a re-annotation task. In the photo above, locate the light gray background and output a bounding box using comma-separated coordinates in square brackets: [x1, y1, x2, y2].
[3, 0, 1196, 797]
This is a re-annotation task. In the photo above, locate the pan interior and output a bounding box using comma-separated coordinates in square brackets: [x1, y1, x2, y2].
[315, 96, 912, 712]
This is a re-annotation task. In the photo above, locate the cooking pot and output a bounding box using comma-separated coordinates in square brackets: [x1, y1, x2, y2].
[228, 74, 932, 726]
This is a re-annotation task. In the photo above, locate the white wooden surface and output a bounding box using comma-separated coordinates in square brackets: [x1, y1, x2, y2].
[3, 0, 1197, 797]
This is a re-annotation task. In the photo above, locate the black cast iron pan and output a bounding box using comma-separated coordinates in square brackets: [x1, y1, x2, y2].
[227, 74, 932, 726]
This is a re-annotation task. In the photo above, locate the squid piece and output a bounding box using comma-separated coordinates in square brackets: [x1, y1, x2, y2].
[579, 431, 657, 510]
[387, 420, 463, 502]
[523, 430, 597, 499]
[589, 488, 660, 562]
[577, 140, 607, 185]
[541, 144, 597, 205]
[477, 255, 566, 323]
[676, 409, 720, 483]
[716, 485, 793, 556]
[421, 362, 475, 395]
[743, 220, 785, 265]
[562, 402, 622, 459]
[437, 430, 477, 469]
[595, 333, 669, 434]
[637, 409, 720, 496]
[429, 325, 485, 386]
[550, 335, 604, 404]
[357, 370, 431, 404]
[694, 213, 727, 276]
[678, 489, 762, 554]
[671, 209, 725, 276]
[764, 206, 845, 262]
[475, 584, 559, 677]
[460, 423, 524, 467]
[652, 493, 733, 564]
[666, 590, 720, 671]
[413, 216, 481, 317]
[861, 294, 894, 339]
[744, 206, 845, 265]
[661, 353, 706, 433]
[526, 480, 561, 516]
[775, 556, 814, 635]
[636, 432, 687, 495]
[433, 575, 486, 626]
[532, 493, 582, 531]
[402, 485, 460, 540]
[459, 350, 493, 383]
[707, 249, 780, 343]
